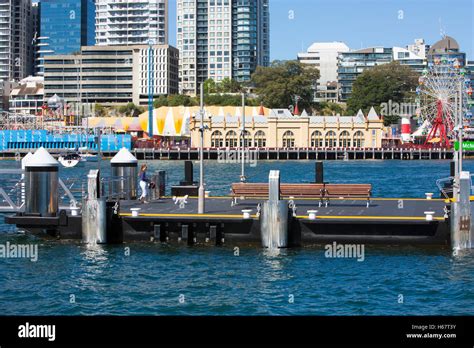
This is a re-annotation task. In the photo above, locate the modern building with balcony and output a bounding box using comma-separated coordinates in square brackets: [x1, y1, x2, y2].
[177, 0, 270, 96]
[95, 0, 168, 46]
[392, 46, 426, 73]
[37, 0, 95, 76]
[337, 47, 393, 102]
[43, 44, 179, 107]
[298, 42, 350, 103]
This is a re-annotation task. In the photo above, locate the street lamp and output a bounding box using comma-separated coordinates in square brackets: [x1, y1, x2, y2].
[148, 39, 155, 138]
[198, 84, 206, 214]
[240, 92, 247, 182]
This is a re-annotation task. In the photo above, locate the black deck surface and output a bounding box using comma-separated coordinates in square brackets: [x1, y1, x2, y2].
[119, 197, 447, 222]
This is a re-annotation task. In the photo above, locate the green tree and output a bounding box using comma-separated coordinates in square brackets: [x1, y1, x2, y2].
[118, 103, 144, 117]
[153, 95, 169, 108]
[94, 103, 106, 117]
[220, 77, 243, 93]
[316, 102, 346, 116]
[346, 61, 418, 125]
[167, 94, 197, 106]
[251, 60, 320, 110]
[203, 79, 218, 94]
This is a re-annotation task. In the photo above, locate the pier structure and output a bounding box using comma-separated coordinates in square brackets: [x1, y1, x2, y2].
[0, 146, 460, 161]
[4, 147, 474, 250]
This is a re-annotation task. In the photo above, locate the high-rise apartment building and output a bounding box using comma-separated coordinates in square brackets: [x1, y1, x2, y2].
[177, 0, 270, 96]
[37, 0, 96, 75]
[95, 0, 168, 46]
[0, 0, 35, 111]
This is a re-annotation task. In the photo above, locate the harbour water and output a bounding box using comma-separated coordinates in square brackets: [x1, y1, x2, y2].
[1, 160, 474, 315]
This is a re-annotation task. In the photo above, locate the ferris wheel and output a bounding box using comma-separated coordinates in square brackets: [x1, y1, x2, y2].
[416, 57, 473, 147]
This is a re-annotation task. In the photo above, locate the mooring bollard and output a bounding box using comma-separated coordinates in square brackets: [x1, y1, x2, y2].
[425, 193, 433, 200]
[307, 210, 318, 220]
[451, 171, 472, 250]
[260, 170, 288, 248]
[110, 148, 138, 200]
[82, 169, 106, 244]
[424, 211, 435, 221]
[25, 147, 59, 217]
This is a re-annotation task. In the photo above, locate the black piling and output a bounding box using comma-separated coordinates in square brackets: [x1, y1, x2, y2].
[315, 161, 324, 184]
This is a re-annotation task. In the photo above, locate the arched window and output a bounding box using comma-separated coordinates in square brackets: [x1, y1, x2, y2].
[353, 131, 365, 148]
[254, 130, 266, 147]
[339, 131, 351, 148]
[325, 131, 336, 147]
[225, 130, 238, 148]
[282, 131, 295, 148]
[311, 131, 323, 147]
[239, 130, 251, 147]
[211, 131, 223, 148]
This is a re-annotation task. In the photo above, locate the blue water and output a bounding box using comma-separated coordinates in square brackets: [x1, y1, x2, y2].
[1, 159, 474, 315]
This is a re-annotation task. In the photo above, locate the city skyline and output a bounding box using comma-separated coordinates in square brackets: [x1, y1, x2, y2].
[167, 0, 473, 61]
[31, 0, 473, 61]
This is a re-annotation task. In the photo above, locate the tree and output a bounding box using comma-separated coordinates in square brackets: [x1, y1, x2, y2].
[316, 102, 346, 116]
[153, 95, 169, 108]
[203, 79, 218, 94]
[94, 103, 106, 117]
[118, 103, 144, 117]
[346, 61, 418, 125]
[251, 60, 320, 110]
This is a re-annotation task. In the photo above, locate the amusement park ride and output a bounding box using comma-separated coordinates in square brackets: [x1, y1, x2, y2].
[415, 57, 473, 148]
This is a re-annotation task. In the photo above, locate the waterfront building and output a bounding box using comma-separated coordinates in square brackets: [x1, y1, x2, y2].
[85, 106, 385, 148]
[95, 0, 168, 46]
[37, 0, 96, 76]
[337, 47, 393, 102]
[177, 0, 270, 95]
[297, 42, 350, 103]
[392, 47, 426, 73]
[0, 0, 35, 110]
[427, 36, 466, 67]
[43, 45, 179, 106]
[9, 76, 44, 115]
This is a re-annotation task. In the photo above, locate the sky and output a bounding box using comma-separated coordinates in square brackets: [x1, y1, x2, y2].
[34, 0, 474, 60]
[168, 0, 473, 60]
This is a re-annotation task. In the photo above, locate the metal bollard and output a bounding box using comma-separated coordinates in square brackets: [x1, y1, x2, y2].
[451, 171, 472, 250]
[260, 170, 288, 249]
[82, 169, 107, 244]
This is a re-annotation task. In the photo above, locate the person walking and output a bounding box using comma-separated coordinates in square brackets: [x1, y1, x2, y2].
[139, 164, 150, 203]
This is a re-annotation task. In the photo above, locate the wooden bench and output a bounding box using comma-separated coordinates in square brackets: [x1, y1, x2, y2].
[230, 183, 372, 207]
[323, 184, 372, 207]
[230, 183, 325, 205]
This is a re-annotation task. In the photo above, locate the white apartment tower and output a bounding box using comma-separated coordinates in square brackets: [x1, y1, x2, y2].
[95, 0, 168, 46]
[177, 0, 270, 95]
[298, 42, 350, 103]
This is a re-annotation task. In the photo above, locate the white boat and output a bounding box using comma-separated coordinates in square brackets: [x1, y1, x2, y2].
[80, 153, 98, 162]
[58, 154, 81, 168]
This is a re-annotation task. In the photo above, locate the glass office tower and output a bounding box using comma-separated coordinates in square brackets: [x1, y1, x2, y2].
[37, 0, 95, 75]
